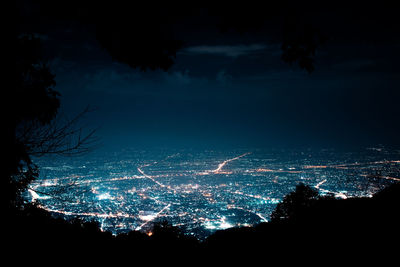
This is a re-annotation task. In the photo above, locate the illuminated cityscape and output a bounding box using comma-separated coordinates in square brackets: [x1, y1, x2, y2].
[28, 147, 400, 240]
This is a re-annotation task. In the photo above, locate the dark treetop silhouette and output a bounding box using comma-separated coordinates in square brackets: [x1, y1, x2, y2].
[8, 35, 97, 210]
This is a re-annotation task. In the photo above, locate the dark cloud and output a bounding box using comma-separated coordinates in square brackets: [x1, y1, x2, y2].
[182, 44, 269, 58]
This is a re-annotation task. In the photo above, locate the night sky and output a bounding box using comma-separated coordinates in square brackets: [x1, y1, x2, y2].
[17, 2, 400, 150]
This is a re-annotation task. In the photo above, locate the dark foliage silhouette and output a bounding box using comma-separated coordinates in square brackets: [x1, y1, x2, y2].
[8, 34, 60, 209]
[204, 182, 400, 261]
[21, 2, 400, 73]
[8, 35, 97, 209]
[270, 183, 321, 223]
[18, 1, 186, 71]
[17, 1, 376, 73]
[208, 2, 328, 72]
[93, 5, 184, 71]
[281, 22, 327, 73]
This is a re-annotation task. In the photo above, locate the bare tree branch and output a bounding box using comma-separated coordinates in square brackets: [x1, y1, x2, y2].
[16, 106, 100, 158]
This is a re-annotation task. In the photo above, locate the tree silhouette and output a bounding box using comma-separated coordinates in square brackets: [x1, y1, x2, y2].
[17, 2, 400, 75]
[270, 183, 320, 223]
[16, 2, 333, 73]
[281, 22, 327, 73]
[7, 34, 97, 209]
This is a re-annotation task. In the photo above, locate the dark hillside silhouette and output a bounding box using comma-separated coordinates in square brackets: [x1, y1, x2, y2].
[7, 183, 400, 262]
[204, 183, 400, 260]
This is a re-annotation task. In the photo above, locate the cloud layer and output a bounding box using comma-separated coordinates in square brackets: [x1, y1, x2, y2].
[183, 44, 268, 57]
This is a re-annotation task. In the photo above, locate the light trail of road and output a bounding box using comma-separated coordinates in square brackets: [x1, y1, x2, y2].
[314, 179, 327, 190]
[359, 174, 400, 182]
[136, 154, 184, 191]
[137, 167, 166, 188]
[313, 174, 399, 199]
[135, 204, 171, 231]
[255, 168, 303, 174]
[312, 179, 349, 198]
[304, 160, 400, 170]
[319, 188, 348, 199]
[34, 171, 203, 189]
[230, 190, 276, 203]
[28, 188, 51, 202]
[136, 152, 252, 188]
[137, 167, 178, 194]
[37, 204, 137, 219]
[227, 205, 268, 222]
[212, 152, 251, 173]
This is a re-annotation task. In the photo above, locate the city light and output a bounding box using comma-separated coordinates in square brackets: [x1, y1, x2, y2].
[28, 148, 400, 240]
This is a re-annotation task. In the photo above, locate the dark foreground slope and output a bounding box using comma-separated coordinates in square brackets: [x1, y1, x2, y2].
[7, 205, 200, 262]
[205, 183, 400, 260]
[6, 183, 400, 262]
